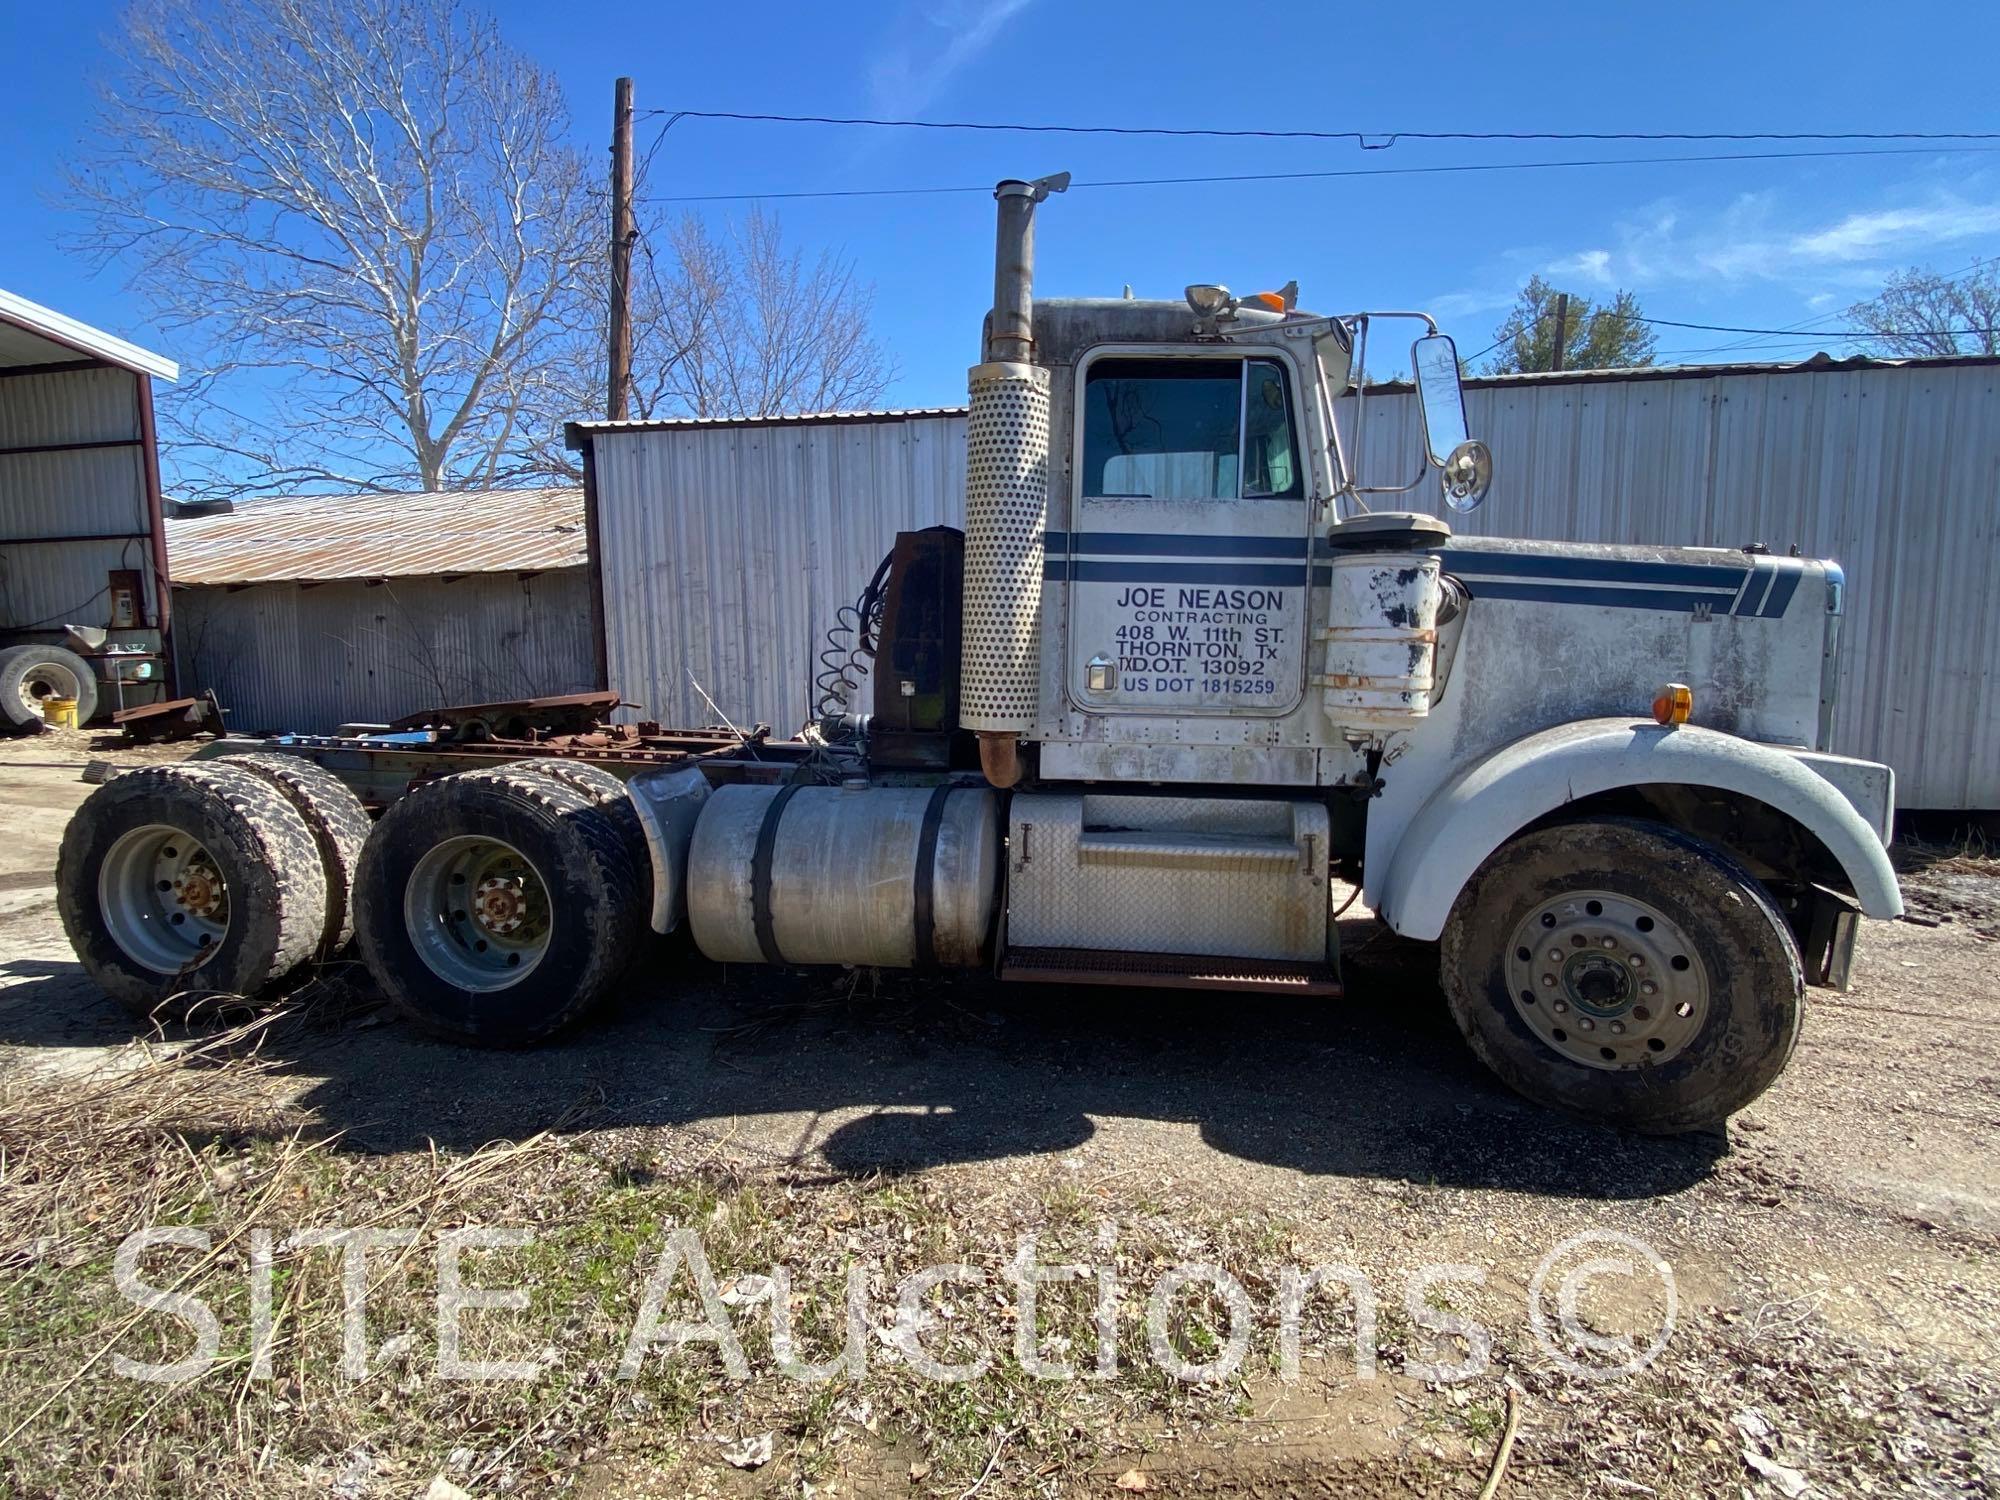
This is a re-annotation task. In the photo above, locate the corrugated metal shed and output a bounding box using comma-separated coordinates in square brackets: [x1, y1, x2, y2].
[164, 487, 585, 585]
[1, 290, 176, 708]
[176, 570, 596, 734]
[1337, 359, 2000, 809]
[0, 287, 179, 380]
[579, 412, 966, 733]
[573, 355, 2000, 809]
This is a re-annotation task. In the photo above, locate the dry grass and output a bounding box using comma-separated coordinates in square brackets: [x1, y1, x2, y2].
[1893, 826, 1999, 878]
[2, 988, 1995, 1497]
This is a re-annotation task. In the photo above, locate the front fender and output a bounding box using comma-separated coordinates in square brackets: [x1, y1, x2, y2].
[1375, 718, 1903, 940]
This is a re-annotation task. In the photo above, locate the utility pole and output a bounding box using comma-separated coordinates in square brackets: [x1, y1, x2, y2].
[607, 76, 635, 422]
[1550, 291, 1570, 373]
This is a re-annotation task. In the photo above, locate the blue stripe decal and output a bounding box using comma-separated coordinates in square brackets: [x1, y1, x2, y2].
[1047, 560, 1309, 586]
[1046, 531, 1308, 558]
[1736, 560, 1776, 617]
[1441, 548, 1749, 589]
[1459, 580, 1743, 614]
[1036, 531, 1808, 615]
[1760, 569, 1802, 619]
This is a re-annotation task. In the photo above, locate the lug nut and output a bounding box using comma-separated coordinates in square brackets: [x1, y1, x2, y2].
[1610, 1021, 1626, 1034]
[1601, 936, 1618, 949]
[1552, 1000, 1569, 1013]
[1541, 974, 1557, 988]
[1628, 954, 1646, 968]
[1548, 949, 1564, 963]
[1640, 980, 1658, 996]
[1579, 1017, 1596, 1031]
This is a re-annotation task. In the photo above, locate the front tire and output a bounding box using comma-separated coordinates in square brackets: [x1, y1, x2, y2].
[1440, 817, 1803, 1134]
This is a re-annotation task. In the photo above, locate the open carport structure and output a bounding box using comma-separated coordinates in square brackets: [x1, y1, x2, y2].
[0, 288, 178, 728]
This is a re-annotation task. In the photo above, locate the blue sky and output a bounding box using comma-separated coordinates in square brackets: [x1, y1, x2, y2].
[4, 0, 1999, 413]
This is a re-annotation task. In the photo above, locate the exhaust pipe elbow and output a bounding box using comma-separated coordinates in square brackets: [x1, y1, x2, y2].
[977, 731, 1023, 789]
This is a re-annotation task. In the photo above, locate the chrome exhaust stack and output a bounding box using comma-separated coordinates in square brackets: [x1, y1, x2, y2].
[960, 173, 1067, 788]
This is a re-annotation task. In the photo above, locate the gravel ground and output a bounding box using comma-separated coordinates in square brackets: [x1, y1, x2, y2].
[1, 730, 1995, 1497]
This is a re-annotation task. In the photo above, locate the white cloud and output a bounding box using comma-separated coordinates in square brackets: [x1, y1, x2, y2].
[1549, 248, 1613, 284]
[1428, 287, 1517, 320]
[867, 0, 1036, 118]
[1536, 186, 2000, 293]
[1790, 201, 2000, 262]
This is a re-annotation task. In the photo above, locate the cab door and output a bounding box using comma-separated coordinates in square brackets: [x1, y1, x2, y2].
[1060, 350, 1311, 717]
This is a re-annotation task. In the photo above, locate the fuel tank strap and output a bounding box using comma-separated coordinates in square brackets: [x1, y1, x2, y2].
[750, 781, 807, 965]
[911, 783, 956, 968]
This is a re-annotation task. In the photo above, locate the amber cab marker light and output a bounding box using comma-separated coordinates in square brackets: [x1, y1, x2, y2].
[1652, 682, 1694, 726]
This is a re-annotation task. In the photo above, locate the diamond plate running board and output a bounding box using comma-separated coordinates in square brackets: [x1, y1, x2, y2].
[1000, 946, 1341, 996]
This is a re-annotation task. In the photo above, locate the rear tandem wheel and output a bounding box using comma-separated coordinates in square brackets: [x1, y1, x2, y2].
[351, 768, 647, 1045]
[56, 762, 328, 1017]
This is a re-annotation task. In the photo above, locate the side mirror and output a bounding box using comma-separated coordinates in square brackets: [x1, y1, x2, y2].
[1411, 333, 1491, 512]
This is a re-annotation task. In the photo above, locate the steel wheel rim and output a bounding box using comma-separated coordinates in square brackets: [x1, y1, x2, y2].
[403, 835, 552, 991]
[18, 663, 77, 718]
[1504, 889, 1709, 1071]
[97, 823, 231, 975]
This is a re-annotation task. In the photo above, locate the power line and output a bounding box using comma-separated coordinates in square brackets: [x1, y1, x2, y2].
[1461, 307, 2000, 368]
[631, 144, 2000, 205]
[634, 108, 2000, 148]
[1636, 315, 1996, 337]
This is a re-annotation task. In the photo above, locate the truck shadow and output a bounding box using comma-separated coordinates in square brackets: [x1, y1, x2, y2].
[1, 918, 1725, 1200]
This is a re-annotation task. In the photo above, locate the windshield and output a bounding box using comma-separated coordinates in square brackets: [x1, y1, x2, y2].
[1080, 357, 1302, 500]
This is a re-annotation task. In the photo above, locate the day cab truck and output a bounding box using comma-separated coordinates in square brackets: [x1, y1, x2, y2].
[56, 174, 1903, 1134]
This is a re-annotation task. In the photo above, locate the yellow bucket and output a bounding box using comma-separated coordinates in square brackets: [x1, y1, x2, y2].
[43, 697, 78, 729]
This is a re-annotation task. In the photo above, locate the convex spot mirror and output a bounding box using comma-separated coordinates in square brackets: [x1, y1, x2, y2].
[1412, 333, 1491, 512]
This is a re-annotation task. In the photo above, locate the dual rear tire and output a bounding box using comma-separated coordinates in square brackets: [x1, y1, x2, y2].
[57, 755, 359, 1017]
[351, 763, 649, 1045]
[61, 756, 650, 1044]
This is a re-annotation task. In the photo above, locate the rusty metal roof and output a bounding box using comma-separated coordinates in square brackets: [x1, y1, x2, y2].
[164, 486, 586, 586]
[565, 406, 970, 448]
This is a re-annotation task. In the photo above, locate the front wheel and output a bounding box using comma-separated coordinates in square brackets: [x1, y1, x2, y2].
[1440, 817, 1803, 1134]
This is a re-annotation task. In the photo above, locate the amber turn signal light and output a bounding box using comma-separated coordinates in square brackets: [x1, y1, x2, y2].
[1652, 683, 1694, 726]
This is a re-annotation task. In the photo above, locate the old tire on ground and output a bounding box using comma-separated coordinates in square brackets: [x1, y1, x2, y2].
[1440, 816, 1804, 1134]
[219, 751, 372, 956]
[352, 767, 647, 1045]
[0, 642, 99, 731]
[57, 761, 329, 1018]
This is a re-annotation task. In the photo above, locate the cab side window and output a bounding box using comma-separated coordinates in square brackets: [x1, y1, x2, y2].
[1080, 357, 1302, 500]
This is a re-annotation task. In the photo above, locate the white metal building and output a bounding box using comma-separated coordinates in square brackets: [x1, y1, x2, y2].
[166, 487, 595, 733]
[569, 355, 1997, 811]
[570, 408, 967, 734]
[0, 288, 179, 713]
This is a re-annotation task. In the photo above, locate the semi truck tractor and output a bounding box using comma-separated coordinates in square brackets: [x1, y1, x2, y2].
[55, 175, 1903, 1133]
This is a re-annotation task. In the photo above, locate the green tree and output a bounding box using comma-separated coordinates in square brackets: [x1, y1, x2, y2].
[1485, 276, 1659, 375]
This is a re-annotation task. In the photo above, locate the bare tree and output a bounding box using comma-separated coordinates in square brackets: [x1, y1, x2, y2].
[1846, 263, 2000, 358]
[642, 208, 894, 420]
[71, 0, 598, 496]
[530, 207, 896, 481]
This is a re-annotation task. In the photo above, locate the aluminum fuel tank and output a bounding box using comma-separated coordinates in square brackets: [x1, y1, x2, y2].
[687, 783, 1001, 968]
